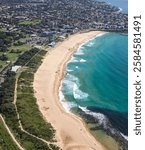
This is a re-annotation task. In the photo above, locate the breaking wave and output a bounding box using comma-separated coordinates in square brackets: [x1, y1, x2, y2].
[80, 59, 86, 62]
[73, 84, 89, 100]
[79, 106, 108, 127]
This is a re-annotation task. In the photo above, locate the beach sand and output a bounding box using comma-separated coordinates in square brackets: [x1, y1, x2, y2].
[33, 31, 107, 150]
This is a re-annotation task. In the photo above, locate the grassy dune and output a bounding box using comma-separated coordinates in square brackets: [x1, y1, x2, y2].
[0, 118, 19, 150]
[17, 51, 55, 141]
[0, 49, 60, 150]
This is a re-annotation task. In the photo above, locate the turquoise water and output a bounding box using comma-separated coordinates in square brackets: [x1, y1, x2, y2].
[60, 33, 128, 136]
[98, 0, 128, 12]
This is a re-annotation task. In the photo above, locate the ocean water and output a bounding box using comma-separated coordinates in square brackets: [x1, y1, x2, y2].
[98, 0, 128, 12]
[60, 33, 128, 137]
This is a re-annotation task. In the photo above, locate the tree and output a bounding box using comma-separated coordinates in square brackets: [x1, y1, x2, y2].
[0, 54, 8, 61]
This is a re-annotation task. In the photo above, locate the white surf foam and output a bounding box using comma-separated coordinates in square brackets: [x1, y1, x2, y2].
[69, 58, 86, 63]
[70, 56, 79, 62]
[66, 73, 79, 82]
[62, 74, 80, 94]
[59, 32, 107, 114]
[79, 106, 108, 127]
[61, 100, 77, 112]
[66, 32, 107, 70]
[86, 41, 95, 47]
[59, 83, 77, 112]
[67, 69, 73, 72]
[120, 133, 128, 141]
[75, 49, 84, 55]
[73, 83, 89, 100]
[95, 32, 107, 38]
[80, 59, 87, 62]
[78, 32, 106, 50]
[62, 79, 74, 91]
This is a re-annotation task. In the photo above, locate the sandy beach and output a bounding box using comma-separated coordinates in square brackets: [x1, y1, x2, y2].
[33, 31, 106, 150]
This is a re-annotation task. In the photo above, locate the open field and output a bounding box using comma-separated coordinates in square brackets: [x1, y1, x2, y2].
[0, 29, 32, 70]
[0, 44, 31, 70]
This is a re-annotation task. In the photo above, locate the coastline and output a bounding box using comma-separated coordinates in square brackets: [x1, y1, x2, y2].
[33, 31, 107, 150]
[59, 32, 107, 113]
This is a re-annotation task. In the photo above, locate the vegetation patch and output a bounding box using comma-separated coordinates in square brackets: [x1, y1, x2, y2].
[0, 117, 19, 150]
[15, 47, 40, 66]
[19, 19, 41, 26]
[0, 30, 31, 69]
[0, 49, 60, 150]
[17, 51, 55, 141]
[9, 44, 31, 53]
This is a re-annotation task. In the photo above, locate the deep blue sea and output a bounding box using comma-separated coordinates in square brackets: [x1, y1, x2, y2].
[98, 0, 128, 12]
[60, 33, 128, 137]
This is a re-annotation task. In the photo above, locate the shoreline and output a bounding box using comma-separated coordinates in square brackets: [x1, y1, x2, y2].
[33, 31, 107, 150]
[59, 32, 107, 113]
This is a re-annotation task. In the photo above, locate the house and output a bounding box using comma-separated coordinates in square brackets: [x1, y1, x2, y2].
[11, 65, 21, 72]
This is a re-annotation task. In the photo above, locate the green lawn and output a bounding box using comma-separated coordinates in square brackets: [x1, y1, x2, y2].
[0, 44, 31, 69]
[0, 29, 32, 70]
[9, 44, 31, 52]
[0, 117, 19, 150]
[19, 19, 41, 25]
